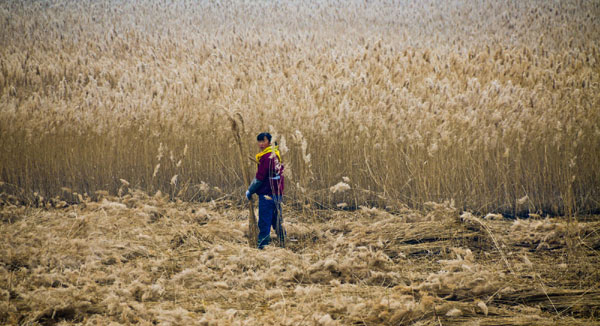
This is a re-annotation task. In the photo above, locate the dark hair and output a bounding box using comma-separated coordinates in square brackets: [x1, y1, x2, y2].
[257, 132, 272, 142]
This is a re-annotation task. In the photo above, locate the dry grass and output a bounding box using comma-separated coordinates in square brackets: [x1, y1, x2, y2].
[1, 1, 600, 323]
[0, 0, 599, 216]
[1, 191, 599, 325]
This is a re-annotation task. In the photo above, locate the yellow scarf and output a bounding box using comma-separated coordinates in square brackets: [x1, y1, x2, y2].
[255, 146, 281, 165]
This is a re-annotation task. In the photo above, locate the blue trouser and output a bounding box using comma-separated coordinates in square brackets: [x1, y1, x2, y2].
[257, 195, 285, 249]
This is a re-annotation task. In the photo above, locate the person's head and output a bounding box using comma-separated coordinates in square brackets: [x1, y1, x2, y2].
[257, 132, 272, 150]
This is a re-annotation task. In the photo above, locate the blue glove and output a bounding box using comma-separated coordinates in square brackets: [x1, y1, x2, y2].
[245, 190, 252, 200]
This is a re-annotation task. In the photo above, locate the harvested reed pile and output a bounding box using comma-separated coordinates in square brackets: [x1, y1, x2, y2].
[1, 191, 598, 325]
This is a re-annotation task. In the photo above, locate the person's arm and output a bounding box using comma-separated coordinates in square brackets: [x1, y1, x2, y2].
[246, 156, 268, 199]
[247, 178, 263, 195]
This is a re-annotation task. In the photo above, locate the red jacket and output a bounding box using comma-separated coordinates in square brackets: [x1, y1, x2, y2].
[255, 151, 284, 196]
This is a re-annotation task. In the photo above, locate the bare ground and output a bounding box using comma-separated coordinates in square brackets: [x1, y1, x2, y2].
[1, 190, 599, 325]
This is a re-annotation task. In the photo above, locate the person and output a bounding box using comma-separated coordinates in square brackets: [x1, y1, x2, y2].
[245, 132, 285, 249]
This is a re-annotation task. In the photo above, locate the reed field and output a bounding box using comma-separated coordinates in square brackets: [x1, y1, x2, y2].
[0, 0, 598, 215]
[1, 0, 600, 324]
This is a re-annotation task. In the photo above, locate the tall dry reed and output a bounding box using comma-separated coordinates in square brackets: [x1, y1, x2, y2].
[0, 0, 599, 216]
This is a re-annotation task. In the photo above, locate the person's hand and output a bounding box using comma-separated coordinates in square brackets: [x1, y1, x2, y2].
[245, 190, 252, 200]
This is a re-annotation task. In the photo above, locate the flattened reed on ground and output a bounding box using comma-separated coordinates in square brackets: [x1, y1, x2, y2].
[1, 0, 599, 215]
[0, 191, 599, 325]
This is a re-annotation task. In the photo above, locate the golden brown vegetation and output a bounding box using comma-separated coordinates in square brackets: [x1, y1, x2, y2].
[1, 192, 599, 325]
[1, 0, 599, 216]
[2, 2, 600, 324]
